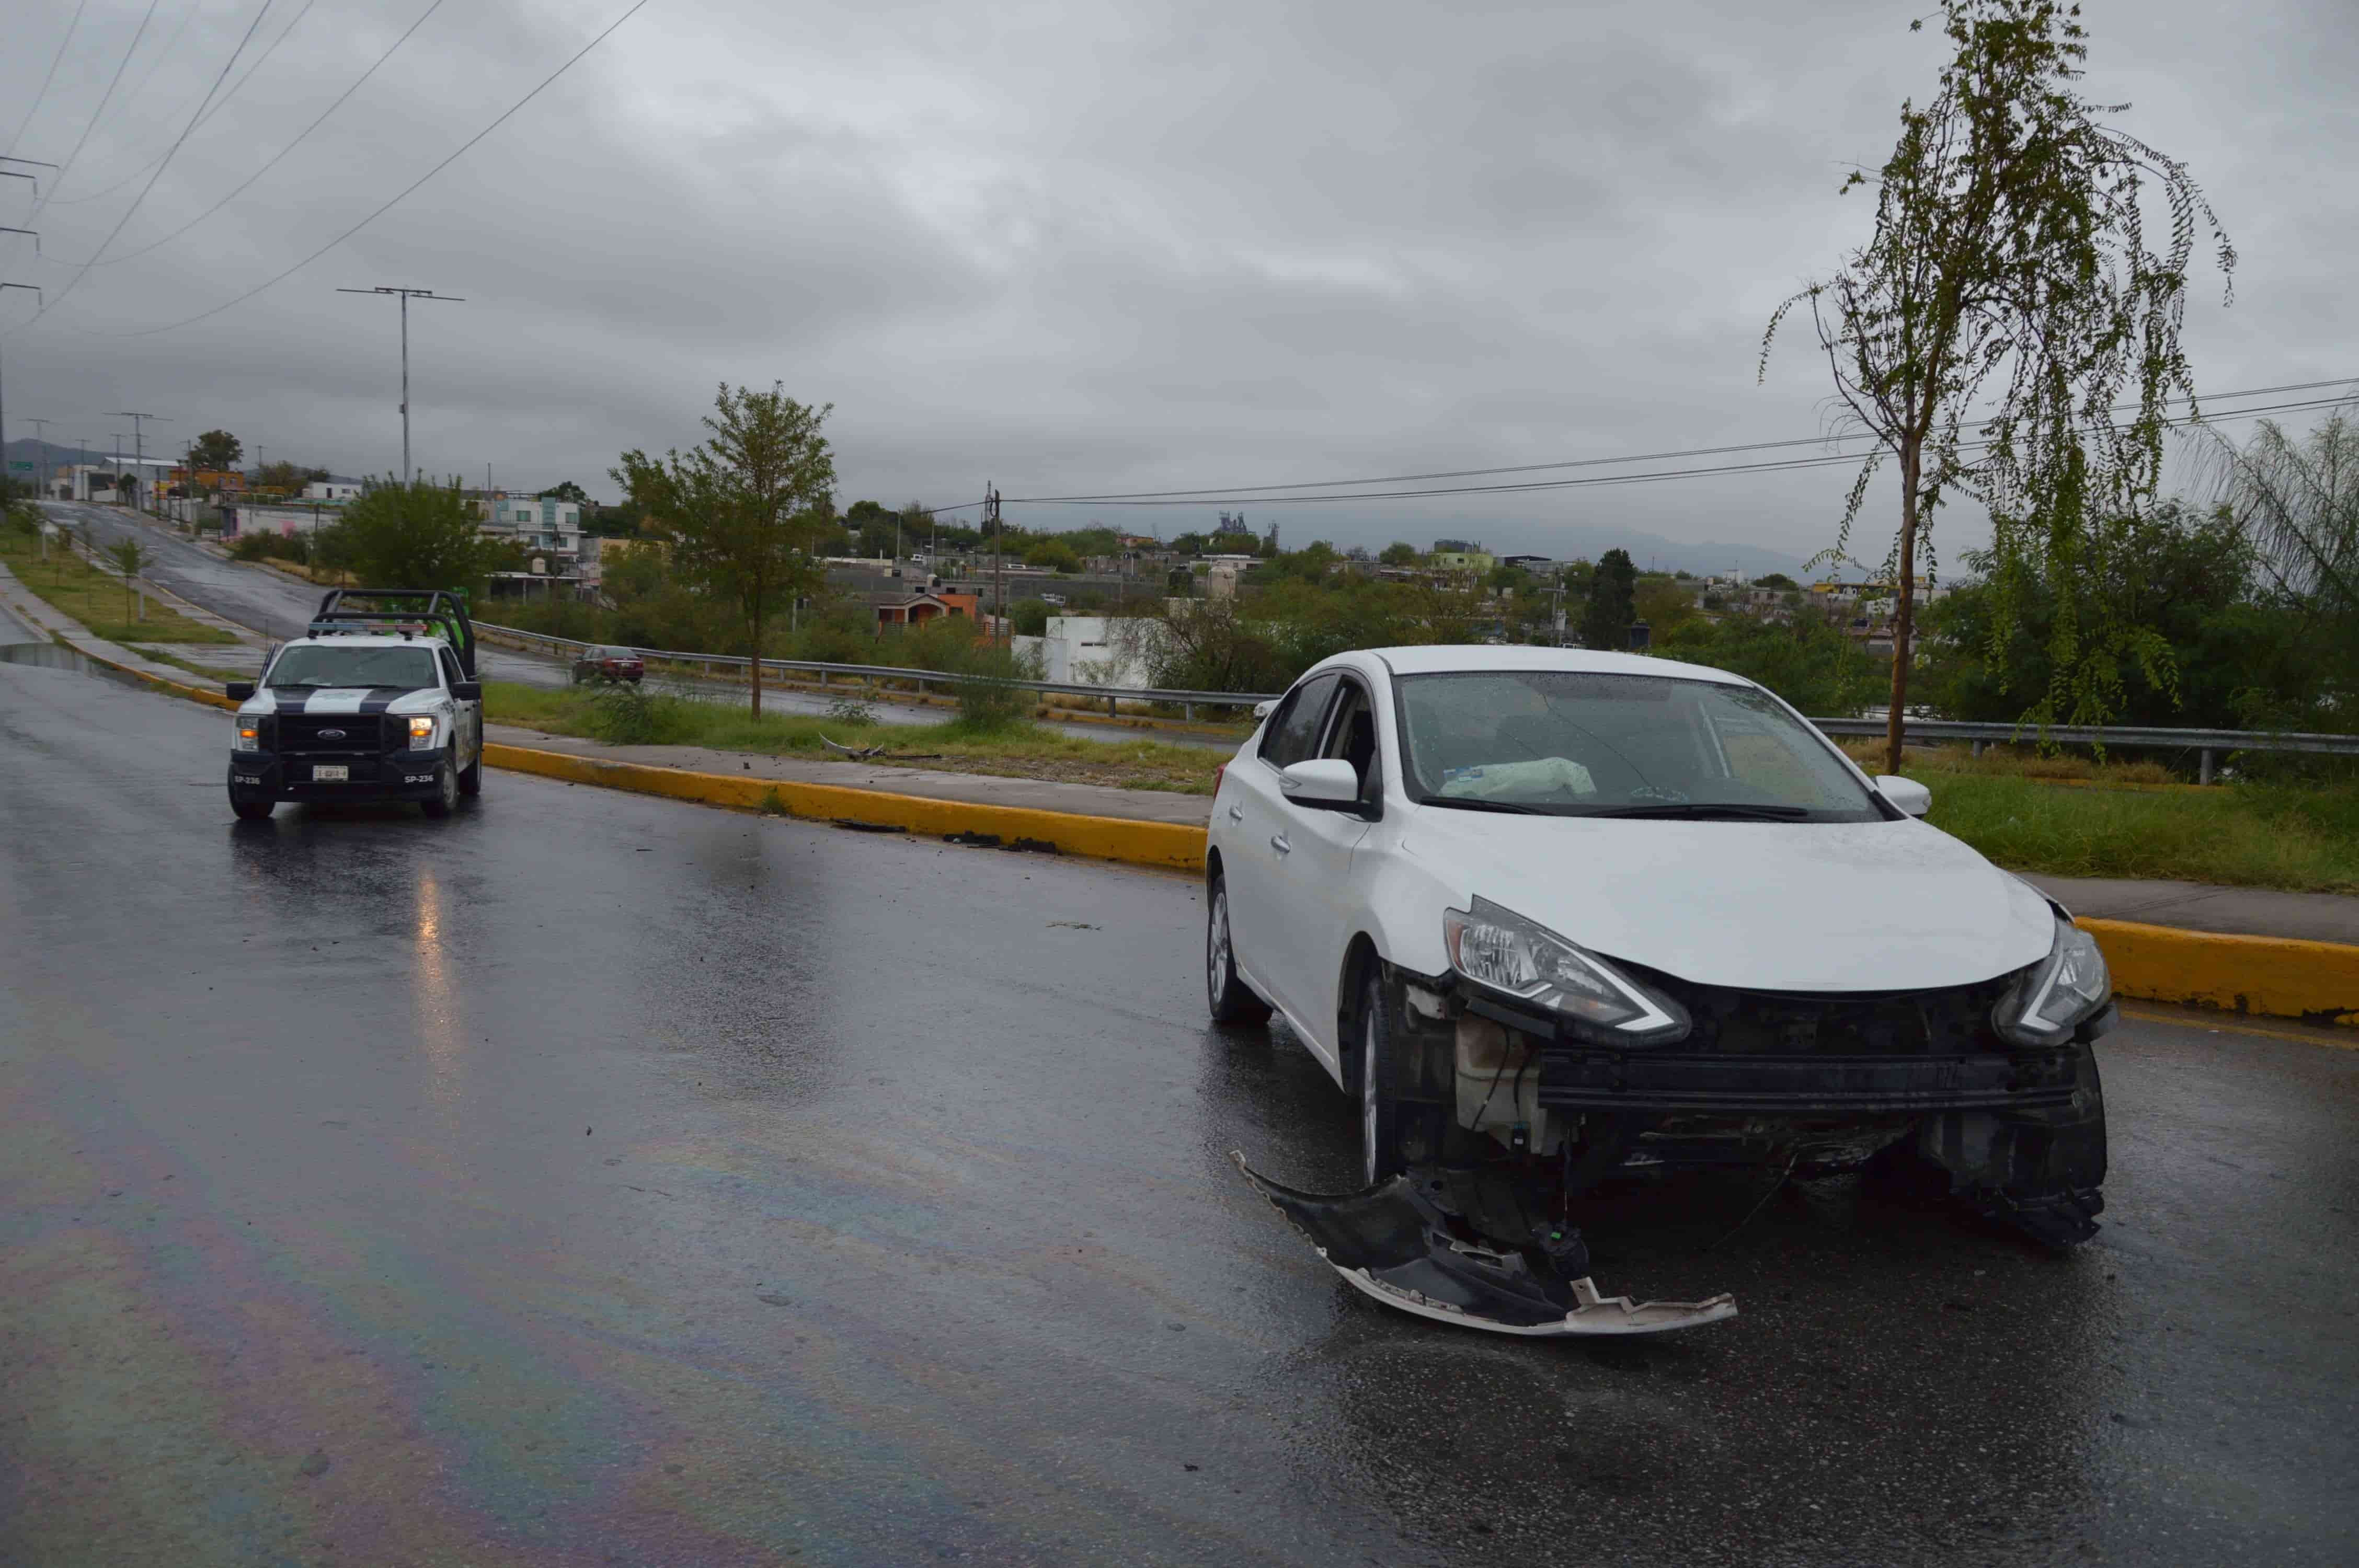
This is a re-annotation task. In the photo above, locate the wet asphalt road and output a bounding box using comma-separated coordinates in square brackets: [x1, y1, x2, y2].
[3, 659, 2356, 1568]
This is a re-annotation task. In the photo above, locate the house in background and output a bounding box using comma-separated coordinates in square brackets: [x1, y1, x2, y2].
[872, 586, 981, 630]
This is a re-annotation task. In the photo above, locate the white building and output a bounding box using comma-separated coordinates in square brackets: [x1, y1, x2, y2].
[1013, 616, 1169, 689]
[303, 480, 363, 501]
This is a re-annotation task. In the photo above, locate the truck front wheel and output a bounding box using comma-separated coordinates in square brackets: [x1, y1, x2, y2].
[421, 763, 459, 819]
[230, 793, 274, 821]
[458, 751, 483, 797]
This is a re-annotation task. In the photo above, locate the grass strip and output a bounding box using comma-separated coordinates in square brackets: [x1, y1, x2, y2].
[0, 529, 238, 644]
[485, 682, 1223, 795]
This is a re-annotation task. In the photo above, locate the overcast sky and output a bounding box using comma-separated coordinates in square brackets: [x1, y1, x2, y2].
[3, 0, 2352, 567]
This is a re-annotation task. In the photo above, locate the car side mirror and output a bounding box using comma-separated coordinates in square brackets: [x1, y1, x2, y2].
[1279, 758, 1363, 810]
[224, 681, 255, 701]
[1875, 775, 1931, 817]
[451, 681, 482, 701]
[1252, 699, 1277, 722]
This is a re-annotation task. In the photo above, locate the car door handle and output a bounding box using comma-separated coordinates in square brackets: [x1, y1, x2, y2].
[1227, 804, 1244, 822]
[1269, 833, 1291, 855]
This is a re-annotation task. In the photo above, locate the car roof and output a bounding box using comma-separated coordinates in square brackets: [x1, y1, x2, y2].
[1344, 644, 1752, 686]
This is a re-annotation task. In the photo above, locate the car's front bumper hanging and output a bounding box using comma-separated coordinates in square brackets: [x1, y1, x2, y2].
[1233, 1153, 1736, 1338]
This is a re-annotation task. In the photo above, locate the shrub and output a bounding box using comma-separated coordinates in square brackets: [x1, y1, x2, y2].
[588, 679, 660, 745]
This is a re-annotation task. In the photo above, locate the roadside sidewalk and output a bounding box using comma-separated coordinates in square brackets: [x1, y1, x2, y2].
[0, 561, 261, 682]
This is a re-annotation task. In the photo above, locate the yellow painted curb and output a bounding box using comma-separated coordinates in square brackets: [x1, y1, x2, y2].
[2082, 917, 2359, 1030]
[481, 742, 1210, 872]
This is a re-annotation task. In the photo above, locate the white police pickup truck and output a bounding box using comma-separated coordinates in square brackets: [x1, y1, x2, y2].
[224, 589, 485, 821]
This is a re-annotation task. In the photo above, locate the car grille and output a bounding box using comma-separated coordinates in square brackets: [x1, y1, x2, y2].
[277, 713, 388, 754]
[1625, 964, 2020, 1057]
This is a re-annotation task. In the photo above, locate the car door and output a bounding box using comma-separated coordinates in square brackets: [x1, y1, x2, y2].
[438, 647, 479, 762]
[1222, 671, 1339, 1019]
[1264, 673, 1382, 1063]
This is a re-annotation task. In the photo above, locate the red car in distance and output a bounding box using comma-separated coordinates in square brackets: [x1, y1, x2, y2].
[570, 645, 645, 685]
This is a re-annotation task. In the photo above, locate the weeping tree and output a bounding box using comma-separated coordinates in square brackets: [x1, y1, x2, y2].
[2199, 405, 2359, 719]
[1761, 0, 2234, 771]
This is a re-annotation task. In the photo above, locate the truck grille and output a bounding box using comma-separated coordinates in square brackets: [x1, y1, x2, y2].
[277, 714, 387, 754]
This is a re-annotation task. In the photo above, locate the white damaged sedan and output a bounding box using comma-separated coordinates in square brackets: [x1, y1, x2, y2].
[1211, 647, 2114, 1336]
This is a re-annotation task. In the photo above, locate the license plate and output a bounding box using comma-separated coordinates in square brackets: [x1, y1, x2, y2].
[313, 764, 349, 782]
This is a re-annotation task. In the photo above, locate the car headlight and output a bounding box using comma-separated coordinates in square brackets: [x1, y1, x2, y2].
[1443, 896, 1690, 1044]
[1995, 914, 2112, 1045]
[232, 714, 264, 752]
[408, 714, 438, 745]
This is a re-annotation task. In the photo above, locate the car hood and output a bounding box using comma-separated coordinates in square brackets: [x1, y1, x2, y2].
[1399, 809, 2056, 993]
[242, 687, 442, 716]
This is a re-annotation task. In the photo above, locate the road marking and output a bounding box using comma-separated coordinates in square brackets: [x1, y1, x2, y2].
[2121, 1006, 2359, 1052]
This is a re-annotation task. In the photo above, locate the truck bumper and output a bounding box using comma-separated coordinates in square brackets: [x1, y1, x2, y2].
[229, 747, 452, 803]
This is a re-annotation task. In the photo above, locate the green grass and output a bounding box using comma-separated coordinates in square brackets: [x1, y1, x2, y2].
[485, 682, 1224, 795]
[0, 528, 238, 644]
[1914, 771, 2359, 892]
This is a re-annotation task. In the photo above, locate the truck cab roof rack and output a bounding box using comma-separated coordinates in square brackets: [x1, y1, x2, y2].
[310, 589, 476, 678]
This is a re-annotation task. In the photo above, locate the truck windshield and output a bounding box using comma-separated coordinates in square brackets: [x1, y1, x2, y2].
[1396, 670, 1881, 822]
[266, 645, 440, 690]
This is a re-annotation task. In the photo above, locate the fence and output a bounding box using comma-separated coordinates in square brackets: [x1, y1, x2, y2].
[475, 622, 2357, 776]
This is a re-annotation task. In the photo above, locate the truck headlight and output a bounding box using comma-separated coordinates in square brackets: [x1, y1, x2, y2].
[232, 715, 263, 752]
[408, 714, 437, 745]
[1995, 915, 2112, 1045]
[1443, 896, 1689, 1044]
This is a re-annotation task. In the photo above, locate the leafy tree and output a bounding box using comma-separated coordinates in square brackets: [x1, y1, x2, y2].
[1023, 537, 1083, 574]
[1920, 501, 2316, 731]
[613, 383, 836, 718]
[1379, 541, 1421, 567]
[338, 478, 502, 594]
[106, 537, 152, 625]
[1579, 548, 1637, 650]
[538, 480, 590, 504]
[1751, 572, 1800, 590]
[1633, 576, 1699, 637]
[2197, 405, 2359, 711]
[188, 430, 242, 471]
[1009, 597, 1053, 637]
[1662, 613, 1886, 716]
[251, 460, 306, 493]
[1760, 0, 2234, 771]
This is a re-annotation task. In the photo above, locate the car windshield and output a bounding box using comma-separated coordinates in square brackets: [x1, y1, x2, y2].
[1396, 670, 1881, 822]
[266, 644, 440, 690]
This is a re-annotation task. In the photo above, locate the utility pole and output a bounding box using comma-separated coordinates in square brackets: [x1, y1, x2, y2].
[113, 411, 166, 514]
[0, 281, 42, 498]
[337, 286, 463, 485]
[986, 484, 1003, 643]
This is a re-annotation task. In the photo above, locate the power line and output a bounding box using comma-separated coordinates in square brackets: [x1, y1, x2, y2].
[4, 0, 93, 160]
[86, 0, 443, 269]
[927, 388, 2359, 512]
[26, 0, 274, 328]
[45, 0, 319, 212]
[100, 0, 655, 340]
[1002, 376, 2359, 505]
[19, 0, 166, 232]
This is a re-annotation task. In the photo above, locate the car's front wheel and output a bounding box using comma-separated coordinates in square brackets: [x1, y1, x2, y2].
[230, 792, 273, 821]
[457, 749, 483, 797]
[1359, 972, 1407, 1186]
[1206, 872, 1272, 1025]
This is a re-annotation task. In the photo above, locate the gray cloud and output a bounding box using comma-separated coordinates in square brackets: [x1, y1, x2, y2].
[3, 0, 2349, 567]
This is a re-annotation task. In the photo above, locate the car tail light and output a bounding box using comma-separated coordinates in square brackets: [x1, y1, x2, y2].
[1214, 763, 1227, 793]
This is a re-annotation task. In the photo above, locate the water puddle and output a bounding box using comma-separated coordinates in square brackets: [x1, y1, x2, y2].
[0, 641, 97, 673]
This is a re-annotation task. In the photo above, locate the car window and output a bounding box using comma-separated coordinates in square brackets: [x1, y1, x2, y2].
[265, 644, 439, 690]
[1395, 670, 1879, 821]
[1259, 672, 1340, 770]
[1318, 678, 1382, 804]
[437, 648, 464, 689]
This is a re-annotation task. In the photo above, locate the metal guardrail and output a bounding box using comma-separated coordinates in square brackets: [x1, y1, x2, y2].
[474, 621, 1277, 721]
[476, 622, 2356, 775]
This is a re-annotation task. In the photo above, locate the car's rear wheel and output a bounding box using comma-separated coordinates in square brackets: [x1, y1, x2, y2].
[1206, 873, 1272, 1025]
[1359, 972, 1407, 1186]
[230, 793, 273, 821]
[421, 763, 458, 819]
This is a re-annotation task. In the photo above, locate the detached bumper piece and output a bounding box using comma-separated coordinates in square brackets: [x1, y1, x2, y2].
[1233, 1153, 1735, 1338]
